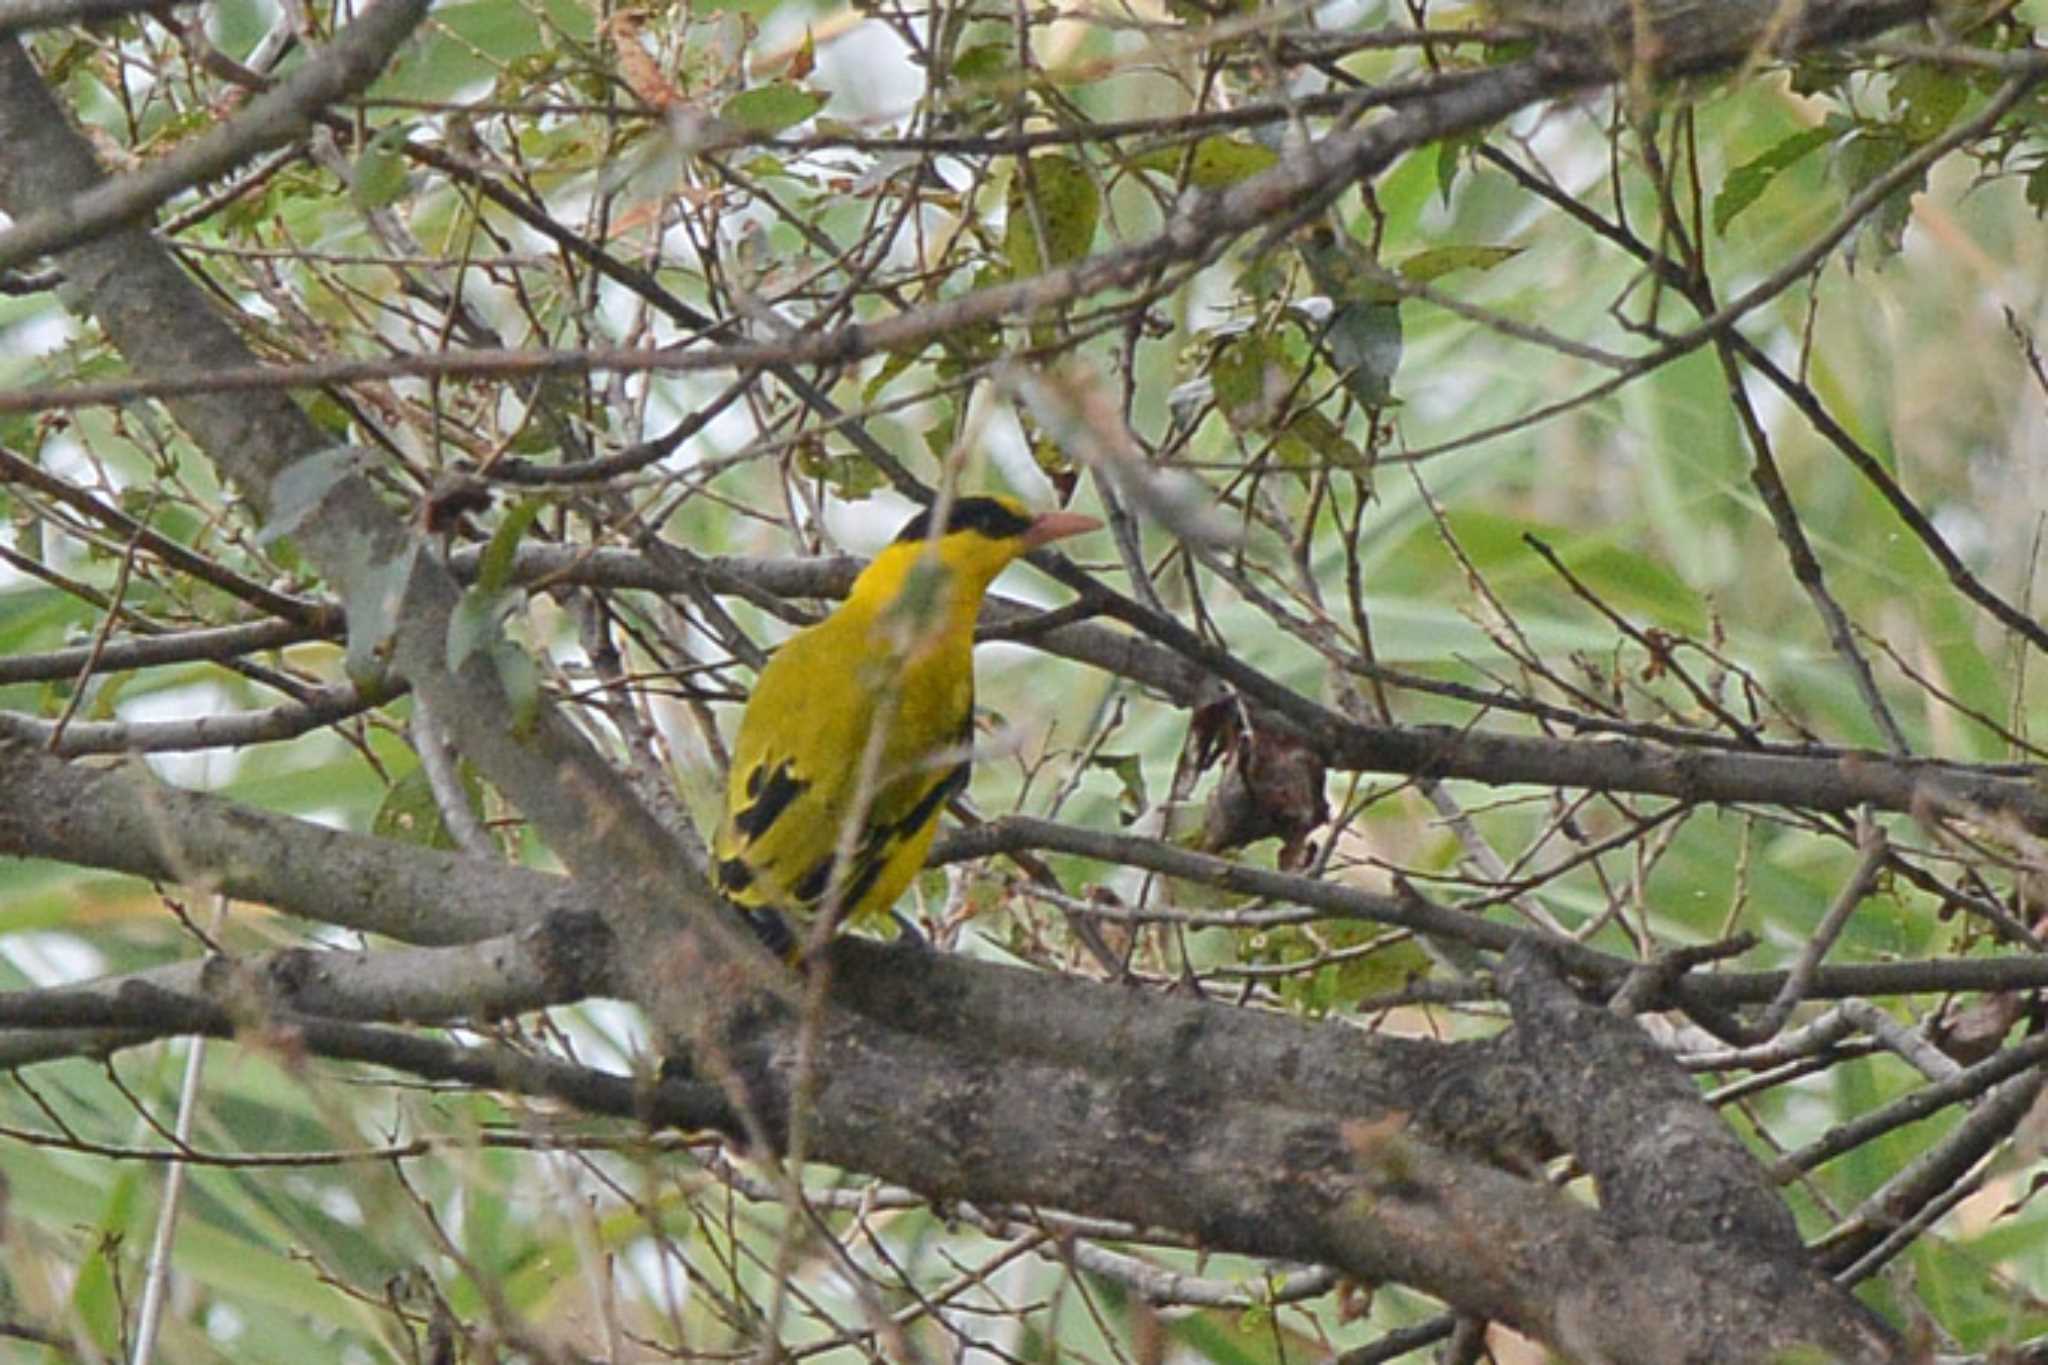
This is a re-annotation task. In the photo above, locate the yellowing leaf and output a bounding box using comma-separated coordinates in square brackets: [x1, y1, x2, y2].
[786, 26, 816, 80]
[1132, 136, 1278, 189]
[1003, 154, 1100, 278]
[1209, 332, 1288, 429]
[1278, 410, 1365, 471]
[1398, 243, 1522, 282]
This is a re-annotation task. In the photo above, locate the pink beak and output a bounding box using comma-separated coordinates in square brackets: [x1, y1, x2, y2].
[1022, 510, 1102, 549]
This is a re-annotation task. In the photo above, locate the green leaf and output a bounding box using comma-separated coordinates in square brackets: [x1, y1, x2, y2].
[1277, 409, 1364, 471]
[1398, 243, 1522, 282]
[950, 41, 1013, 84]
[1297, 226, 1393, 304]
[447, 585, 511, 675]
[1830, 124, 1921, 259]
[1892, 63, 1969, 143]
[1209, 332, 1286, 429]
[1003, 154, 1100, 278]
[380, 0, 551, 101]
[478, 498, 544, 595]
[1089, 752, 1148, 823]
[1157, 1288, 1278, 1365]
[304, 391, 353, 440]
[1434, 128, 1484, 207]
[371, 762, 483, 850]
[1788, 50, 1855, 99]
[795, 442, 887, 500]
[341, 535, 419, 688]
[1298, 229, 1401, 408]
[71, 1166, 143, 1355]
[1713, 124, 1834, 236]
[863, 344, 928, 405]
[718, 84, 828, 135]
[446, 622, 540, 740]
[257, 444, 362, 548]
[1234, 251, 1292, 302]
[349, 121, 413, 212]
[1131, 136, 1278, 189]
[693, 0, 780, 17]
[497, 50, 564, 99]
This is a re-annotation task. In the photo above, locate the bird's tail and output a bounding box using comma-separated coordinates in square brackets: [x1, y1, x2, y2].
[744, 905, 800, 962]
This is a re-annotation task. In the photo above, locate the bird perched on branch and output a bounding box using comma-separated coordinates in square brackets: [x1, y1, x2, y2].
[714, 495, 1100, 957]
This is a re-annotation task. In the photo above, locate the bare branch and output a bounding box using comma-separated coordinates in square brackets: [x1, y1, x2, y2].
[0, 0, 433, 270]
[0, 911, 616, 1068]
[0, 679, 397, 754]
[0, 0, 196, 32]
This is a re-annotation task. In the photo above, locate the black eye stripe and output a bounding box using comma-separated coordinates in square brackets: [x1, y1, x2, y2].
[892, 497, 1035, 544]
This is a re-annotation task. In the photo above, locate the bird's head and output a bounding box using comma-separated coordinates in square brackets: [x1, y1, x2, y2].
[854, 494, 1100, 642]
[892, 494, 1099, 580]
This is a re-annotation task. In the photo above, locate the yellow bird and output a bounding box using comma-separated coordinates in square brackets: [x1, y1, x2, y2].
[714, 495, 1100, 955]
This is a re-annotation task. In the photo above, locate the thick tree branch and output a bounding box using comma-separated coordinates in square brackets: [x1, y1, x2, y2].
[1501, 944, 1802, 1251]
[0, 729, 1992, 1361]
[0, 964, 1904, 1361]
[0, 735, 550, 945]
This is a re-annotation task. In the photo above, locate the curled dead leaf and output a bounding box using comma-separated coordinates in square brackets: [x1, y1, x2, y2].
[1190, 697, 1330, 869]
[605, 13, 682, 111]
[1932, 991, 2027, 1066]
[420, 471, 492, 537]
